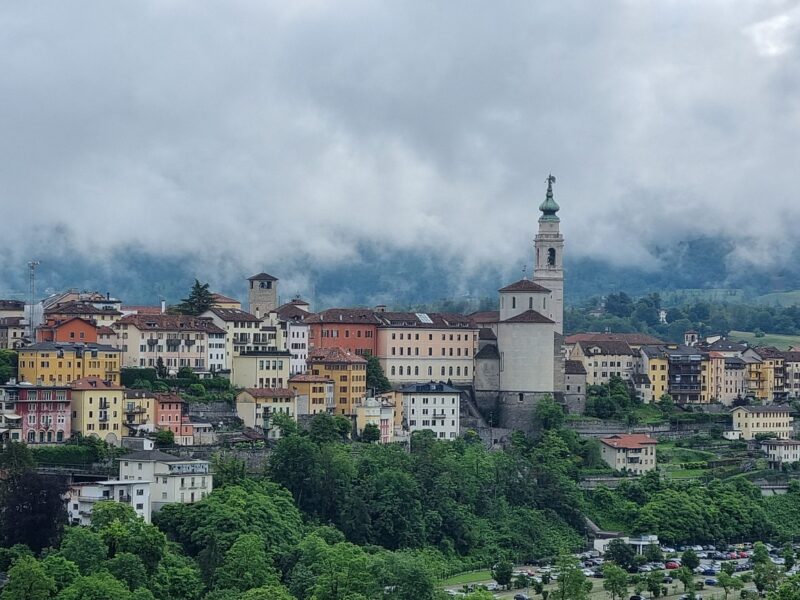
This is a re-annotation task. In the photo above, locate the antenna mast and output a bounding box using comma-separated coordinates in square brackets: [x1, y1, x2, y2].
[28, 260, 40, 341]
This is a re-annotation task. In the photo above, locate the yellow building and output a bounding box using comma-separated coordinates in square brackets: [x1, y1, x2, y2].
[289, 374, 334, 415]
[730, 405, 792, 440]
[307, 347, 367, 416]
[230, 351, 292, 389]
[122, 390, 157, 433]
[639, 346, 669, 401]
[753, 347, 786, 401]
[235, 388, 298, 439]
[353, 397, 396, 443]
[18, 342, 120, 386]
[744, 353, 766, 400]
[71, 377, 126, 445]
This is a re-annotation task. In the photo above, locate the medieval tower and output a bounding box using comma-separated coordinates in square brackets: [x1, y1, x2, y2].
[247, 272, 278, 318]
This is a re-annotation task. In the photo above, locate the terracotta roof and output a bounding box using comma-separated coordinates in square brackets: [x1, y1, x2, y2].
[153, 392, 185, 404]
[45, 300, 122, 316]
[241, 388, 296, 398]
[121, 305, 163, 315]
[375, 311, 475, 330]
[305, 308, 382, 325]
[468, 310, 500, 325]
[754, 346, 785, 359]
[248, 272, 278, 281]
[565, 332, 664, 346]
[117, 314, 225, 334]
[289, 374, 334, 383]
[70, 376, 123, 391]
[97, 326, 116, 335]
[475, 344, 500, 360]
[21, 342, 120, 353]
[308, 347, 367, 364]
[565, 359, 587, 375]
[499, 279, 550, 293]
[577, 340, 636, 356]
[206, 308, 261, 322]
[731, 405, 792, 414]
[273, 303, 309, 322]
[600, 434, 657, 450]
[210, 293, 240, 304]
[500, 310, 554, 324]
[479, 327, 497, 340]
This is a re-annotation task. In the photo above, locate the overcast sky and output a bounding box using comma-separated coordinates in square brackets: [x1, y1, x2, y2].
[1, 0, 799, 292]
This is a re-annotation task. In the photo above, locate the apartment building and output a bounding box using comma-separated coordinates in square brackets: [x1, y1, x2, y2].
[353, 397, 396, 443]
[119, 449, 212, 511]
[230, 350, 292, 389]
[306, 308, 381, 357]
[17, 342, 121, 386]
[399, 381, 460, 440]
[1, 382, 71, 444]
[289, 373, 334, 415]
[71, 377, 126, 446]
[707, 352, 747, 405]
[307, 347, 367, 415]
[760, 439, 800, 469]
[44, 300, 122, 328]
[0, 317, 27, 349]
[730, 405, 793, 440]
[571, 340, 638, 386]
[599, 434, 657, 475]
[236, 388, 298, 438]
[114, 314, 223, 373]
[374, 311, 478, 384]
[66, 480, 152, 525]
[154, 393, 193, 445]
[37, 316, 98, 343]
[271, 299, 311, 375]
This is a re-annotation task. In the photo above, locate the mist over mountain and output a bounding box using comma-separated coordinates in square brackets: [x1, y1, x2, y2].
[2, 236, 799, 310]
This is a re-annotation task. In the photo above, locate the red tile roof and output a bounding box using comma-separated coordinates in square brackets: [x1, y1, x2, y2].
[211, 293, 240, 304]
[70, 376, 123, 391]
[242, 388, 296, 398]
[308, 347, 368, 364]
[600, 434, 657, 450]
[117, 314, 225, 334]
[45, 301, 122, 316]
[468, 310, 500, 325]
[304, 308, 381, 325]
[565, 332, 664, 345]
[499, 279, 550, 293]
[121, 305, 163, 315]
[289, 374, 334, 383]
[206, 308, 261, 322]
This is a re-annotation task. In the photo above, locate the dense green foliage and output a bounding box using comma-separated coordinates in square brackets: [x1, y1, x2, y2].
[172, 279, 214, 316]
[0, 349, 17, 385]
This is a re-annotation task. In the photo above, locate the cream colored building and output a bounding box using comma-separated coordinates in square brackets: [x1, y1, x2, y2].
[199, 307, 283, 371]
[374, 312, 478, 384]
[114, 314, 224, 373]
[730, 405, 793, 440]
[122, 390, 157, 435]
[354, 397, 396, 443]
[119, 449, 212, 511]
[230, 351, 292, 389]
[599, 434, 657, 475]
[71, 377, 126, 446]
[66, 480, 152, 525]
[761, 439, 800, 469]
[399, 381, 460, 440]
[707, 352, 747, 405]
[236, 388, 298, 438]
[572, 340, 638, 386]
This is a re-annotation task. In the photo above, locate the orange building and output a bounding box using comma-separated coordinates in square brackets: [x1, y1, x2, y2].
[154, 393, 193, 445]
[307, 347, 368, 415]
[306, 309, 380, 357]
[37, 317, 98, 343]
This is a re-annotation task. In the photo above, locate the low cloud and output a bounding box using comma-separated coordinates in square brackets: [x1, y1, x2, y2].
[1, 1, 799, 297]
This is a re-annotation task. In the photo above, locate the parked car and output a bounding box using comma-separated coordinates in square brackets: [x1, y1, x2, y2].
[666, 561, 680, 569]
[592, 570, 604, 578]
[514, 595, 530, 600]
[582, 569, 595, 576]
[629, 595, 649, 600]
[705, 578, 718, 586]
[663, 576, 673, 584]
[738, 551, 749, 558]
[680, 595, 703, 600]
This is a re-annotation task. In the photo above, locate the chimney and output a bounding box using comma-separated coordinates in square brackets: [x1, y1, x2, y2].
[375, 305, 386, 313]
[160, 299, 166, 314]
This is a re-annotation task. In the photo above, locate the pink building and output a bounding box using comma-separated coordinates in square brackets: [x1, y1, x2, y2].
[3, 383, 72, 444]
[154, 393, 193, 445]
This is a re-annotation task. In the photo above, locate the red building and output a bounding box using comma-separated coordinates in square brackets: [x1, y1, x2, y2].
[37, 316, 98, 343]
[2, 383, 72, 444]
[305, 308, 380, 357]
[154, 393, 193, 445]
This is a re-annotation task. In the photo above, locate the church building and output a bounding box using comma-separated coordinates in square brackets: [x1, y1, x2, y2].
[473, 175, 567, 430]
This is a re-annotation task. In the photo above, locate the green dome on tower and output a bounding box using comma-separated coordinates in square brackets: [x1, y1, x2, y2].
[538, 174, 560, 222]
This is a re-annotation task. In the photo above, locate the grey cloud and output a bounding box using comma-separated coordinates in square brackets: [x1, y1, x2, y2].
[1, 0, 799, 293]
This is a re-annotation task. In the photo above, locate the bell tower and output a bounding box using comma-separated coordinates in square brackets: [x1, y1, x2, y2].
[533, 174, 564, 334]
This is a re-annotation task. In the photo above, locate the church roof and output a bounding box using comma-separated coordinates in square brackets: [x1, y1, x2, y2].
[498, 279, 550, 293]
[248, 272, 278, 281]
[538, 174, 560, 222]
[500, 310, 554, 324]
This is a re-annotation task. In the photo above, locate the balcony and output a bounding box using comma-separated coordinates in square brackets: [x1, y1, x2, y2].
[185, 339, 195, 347]
[166, 339, 181, 349]
[99, 401, 109, 409]
[98, 413, 109, 422]
[125, 406, 147, 415]
[147, 339, 158, 347]
[429, 412, 447, 420]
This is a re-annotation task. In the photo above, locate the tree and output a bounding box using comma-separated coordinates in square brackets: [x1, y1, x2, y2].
[366, 355, 392, 393]
[492, 559, 513, 589]
[90, 500, 139, 531]
[210, 453, 247, 489]
[240, 586, 296, 600]
[605, 539, 636, 571]
[57, 571, 133, 600]
[361, 423, 381, 443]
[675, 567, 694, 593]
[0, 472, 68, 552]
[681, 548, 700, 571]
[0, 556, 56, 600]
[755, 560, 781, 595]
[753, 541, 770, 565]
[59, 527, 108, 574]
[602, 563, 629, 600]
[41, 555, 80, 593]
[0, 349, 17, 384]
[721, 561, 736, 576]
[174, 279, 213, 316]
[156, 357, 168, 378]
[214, 533, 278, 592]
[784, 543, 796, 573]
[645, 570, 664, 598]
[532, 395, 565, 432]
[155, 429, 175, 447]
[718, 571, 744, 599]
[553, 556, 591, 600]
[0, 441, 35, 475]
[644, 544, 663, 563]
[270, 412, 299, 437]
[150, 552, 204, 600]
[106, 552, 148, 591]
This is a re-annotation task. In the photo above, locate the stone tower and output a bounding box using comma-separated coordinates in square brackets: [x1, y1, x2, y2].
[247, 272, 278, 319]
[533, 175, 564, 334]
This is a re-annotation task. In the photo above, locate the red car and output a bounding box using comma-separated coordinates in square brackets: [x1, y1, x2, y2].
[738, 551, 749, 559]
[666, 561, 681, 569]
[727, 552, 738, 560]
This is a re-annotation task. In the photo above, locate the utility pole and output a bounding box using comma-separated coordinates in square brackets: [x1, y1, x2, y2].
[27, 260, 40, 341]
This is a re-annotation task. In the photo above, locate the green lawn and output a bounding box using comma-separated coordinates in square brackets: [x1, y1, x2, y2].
[632, 404, 668, 425]
[440, 570, 493, 586]
[729, 330, 800, 350]
[755, 290, 800, 307]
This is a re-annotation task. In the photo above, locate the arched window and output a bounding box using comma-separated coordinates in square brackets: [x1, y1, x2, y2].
[414, 366, 419, 376]
[27, 431, 35, 443]
[57, 431, 64, 442]
[399, 366, 404, 375]
[547, 248, 556, 266]
[391, 366, 396, 375]
[465, 366, 469, 376]
[456, 367, 461, 376]
[441, 366, 446, 376]
[428, 366, 432, 376]
[449, 366, 454, 376]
